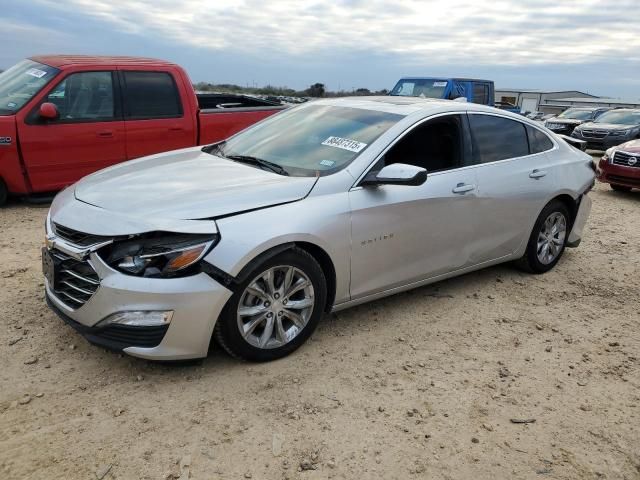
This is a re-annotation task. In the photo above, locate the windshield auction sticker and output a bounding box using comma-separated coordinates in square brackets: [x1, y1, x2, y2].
[25, 68, 48, 79]
[322, 136, 367, 153]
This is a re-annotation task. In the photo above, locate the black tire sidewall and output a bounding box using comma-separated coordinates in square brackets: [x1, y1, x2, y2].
[0, 178, 7, 207]
[524, 201, 570, 273]
[610, 184, 632, 192]
[217, 249, 327, 362]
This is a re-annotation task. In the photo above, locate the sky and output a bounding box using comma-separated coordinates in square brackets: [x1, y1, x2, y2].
[1, 0, 639, 98]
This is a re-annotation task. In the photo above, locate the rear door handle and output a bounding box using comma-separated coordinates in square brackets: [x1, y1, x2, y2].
[168, 127, 184, 132]
[97, 130, 113, 138]
[529, 169, 547, 179]
[452, 183, 476, 194]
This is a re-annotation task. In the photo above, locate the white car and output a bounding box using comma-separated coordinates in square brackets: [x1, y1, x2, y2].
[44, 97, 594, 361]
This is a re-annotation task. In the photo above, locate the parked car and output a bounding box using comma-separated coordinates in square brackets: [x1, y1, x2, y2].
[571, 109, 640, 150]
[597, 139, 640, 191]
[545, 107, 610, 135]
[495, 101, 520, 114]
[43, 97, 594, 362]
[527, 111, 546, 121]
[389, 77, 494, 106]
[0, 56, 286, 205]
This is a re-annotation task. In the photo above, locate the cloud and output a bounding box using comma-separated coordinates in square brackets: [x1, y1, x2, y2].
[30, 0, 640, 66]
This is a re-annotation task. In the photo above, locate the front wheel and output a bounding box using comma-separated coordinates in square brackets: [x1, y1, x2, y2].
[610, 184, 632, 192]
[516, 200, 570, 274]
[214, 248, 327, 362]
[0, 178, 7, 207]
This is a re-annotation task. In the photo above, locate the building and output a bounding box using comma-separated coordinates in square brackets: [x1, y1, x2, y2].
[495, 89, 596, 114]
[541, 97, 640, 114]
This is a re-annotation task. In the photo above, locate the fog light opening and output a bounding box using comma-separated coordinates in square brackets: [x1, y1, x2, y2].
[97, 311, 173, 328]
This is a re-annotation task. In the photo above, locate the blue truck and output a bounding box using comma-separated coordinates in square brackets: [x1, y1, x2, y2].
[389, 77, 495, 106]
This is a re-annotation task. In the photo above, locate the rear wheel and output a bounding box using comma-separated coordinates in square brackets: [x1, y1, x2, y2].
[610, 184, 632, 192]
[516, 200, 570, 274]
[0, 178, 7, 207]
[214, 248, 326, 362]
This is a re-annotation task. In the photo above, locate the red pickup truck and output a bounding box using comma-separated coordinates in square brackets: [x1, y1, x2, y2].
[0, 55, 286, 205]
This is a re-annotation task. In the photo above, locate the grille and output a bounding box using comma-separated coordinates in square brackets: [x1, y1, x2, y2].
[580, 129, 608, 139]
[53, 223, 112, 247]
[50, 249, 100, 309]
[613, 151, 640, 168]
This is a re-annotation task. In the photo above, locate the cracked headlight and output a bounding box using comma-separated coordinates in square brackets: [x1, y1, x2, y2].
[100, 233, 218, 278]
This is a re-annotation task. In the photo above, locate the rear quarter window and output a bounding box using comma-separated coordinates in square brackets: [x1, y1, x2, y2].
[123, 71, 182, 120]
[469, 114, 529, 163]
[526, 125, 554, 154]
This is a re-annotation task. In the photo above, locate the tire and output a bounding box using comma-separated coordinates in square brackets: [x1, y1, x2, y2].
[610, 184, 632, 192]
[214, 247, 326, 362]
[0, 178, 7, 207]
[515, 200, 570, 274]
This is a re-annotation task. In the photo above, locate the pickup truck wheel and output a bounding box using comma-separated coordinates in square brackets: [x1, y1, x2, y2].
[515, 200, 569, 274]
[214, 248, 326, 362]
[0, 178, 7, 207]
[610, 184, 632, 192]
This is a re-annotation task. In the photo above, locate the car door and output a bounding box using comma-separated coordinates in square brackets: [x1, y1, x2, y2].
[119, 70, 195, 159]
[17, 70, 126, 192]
[468, 112, 557, 262]
[349, 113, 480, 299]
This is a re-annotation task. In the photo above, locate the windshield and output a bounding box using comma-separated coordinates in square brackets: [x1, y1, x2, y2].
[389, 79, 448, 99]
[557, 109, 593, 120]
[594, 110, 640, 125]
[209, 104, 402, 176]
[0, 60, 59, 115]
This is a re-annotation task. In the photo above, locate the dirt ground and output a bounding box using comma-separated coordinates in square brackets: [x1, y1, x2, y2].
[0, 181, 638, 480]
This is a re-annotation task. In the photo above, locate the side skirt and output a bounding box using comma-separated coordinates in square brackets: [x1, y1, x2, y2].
[331, 254, 514, 313]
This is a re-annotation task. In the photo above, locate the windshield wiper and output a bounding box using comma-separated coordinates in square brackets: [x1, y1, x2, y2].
[225, 155, 289, 176]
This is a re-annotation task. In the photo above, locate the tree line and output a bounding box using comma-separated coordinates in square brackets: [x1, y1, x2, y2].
[193, 81, 388, 98]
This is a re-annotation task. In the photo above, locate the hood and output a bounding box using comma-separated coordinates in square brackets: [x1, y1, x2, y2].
[74, 147, 318, 220]
[547, 117, 583, 126]
[578, 122, 637, 131]
[611, 139, 640, 154]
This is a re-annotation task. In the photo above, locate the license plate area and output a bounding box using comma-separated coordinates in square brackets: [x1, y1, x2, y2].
[42, 247, 57, 286]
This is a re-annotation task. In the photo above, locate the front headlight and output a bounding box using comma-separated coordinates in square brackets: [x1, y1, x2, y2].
[99, 233, 218, 278]
[611, 129, 630, 136]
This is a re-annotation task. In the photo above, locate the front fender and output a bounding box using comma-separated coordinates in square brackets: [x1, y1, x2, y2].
[204, 193, 352, 305]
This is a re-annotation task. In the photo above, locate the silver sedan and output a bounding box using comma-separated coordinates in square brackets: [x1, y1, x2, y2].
[44, 97, 595, 361]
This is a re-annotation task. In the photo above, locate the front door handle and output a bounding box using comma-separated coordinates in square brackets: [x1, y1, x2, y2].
[452, 183, 476, 194]
[97, 130, 113, 138]
[529, 169, 547, 179]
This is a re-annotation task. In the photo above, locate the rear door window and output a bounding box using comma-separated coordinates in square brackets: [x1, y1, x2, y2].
[472, 83, 489, 105]
[122, 71, 182, 119]
[469, 114, 529, 163]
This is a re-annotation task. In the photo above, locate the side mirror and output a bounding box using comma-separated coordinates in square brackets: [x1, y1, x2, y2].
[362, 163, 427, 187]
[39, 102, 59, 120]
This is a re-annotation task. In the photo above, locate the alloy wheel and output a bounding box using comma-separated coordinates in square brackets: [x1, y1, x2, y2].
[236, 265, 315, 349]
[536, 212, 567, 265]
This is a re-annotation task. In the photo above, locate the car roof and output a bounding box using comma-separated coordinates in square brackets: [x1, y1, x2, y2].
[312, 96, 503, 116]
[396, 77, 492, 83]
[600, 108, 640, 113]
[565, 107, 603, 111]
[30, 55, 177, 69]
